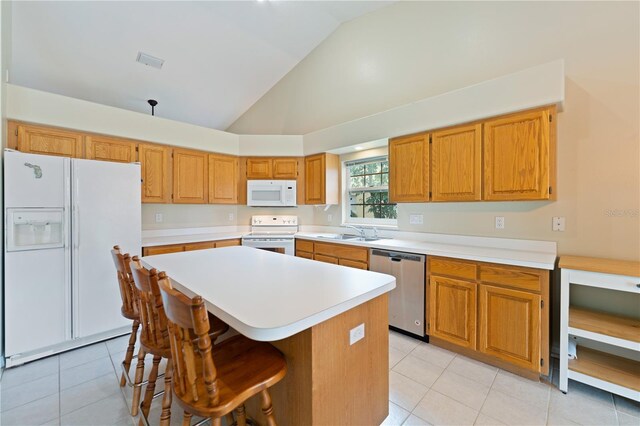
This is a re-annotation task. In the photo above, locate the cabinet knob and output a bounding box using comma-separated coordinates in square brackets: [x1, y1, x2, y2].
[636, 283, 640, 289]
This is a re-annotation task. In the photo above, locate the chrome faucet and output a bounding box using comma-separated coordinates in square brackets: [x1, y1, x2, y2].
[344, 225, 365, 238]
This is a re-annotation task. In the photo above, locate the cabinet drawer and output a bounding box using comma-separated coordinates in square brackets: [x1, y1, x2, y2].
[184, 241, 216, 251]
[314, 254, 339, 265]
[143, 244, 184, 256]
[480, 264, 544, 293]
[339, 259, 368, 270]
[296, 240, 314, 253]
[296, 250, 313, 260]
[215, 239, 241, 248]
[430, 257, 477, 280]
[314, 242, 368, 263]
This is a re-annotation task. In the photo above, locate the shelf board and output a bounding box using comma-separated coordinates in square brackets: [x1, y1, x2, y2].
[569, 306, 640, 344]
[559, 256, 640, 277]
[569, 346, 640, 392]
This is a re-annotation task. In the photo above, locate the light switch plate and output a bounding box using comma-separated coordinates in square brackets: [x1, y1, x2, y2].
[350, 323, 365, 345]
[409, 214, 424, 225]
[228, 213, 235, 221]
[552, 216, 565, 231]
[155, 213, 163, 223]
[495, 216, 505, 229]
[327, 214, 332, 222]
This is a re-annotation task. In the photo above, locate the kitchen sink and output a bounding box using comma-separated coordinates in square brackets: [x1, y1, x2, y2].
[317, 234, 359, 240]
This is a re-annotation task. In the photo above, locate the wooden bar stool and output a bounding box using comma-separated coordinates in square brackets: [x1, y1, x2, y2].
[158, 275, 287, 426]
[110, 246, 140, 388]
[130, 257, 230, 425]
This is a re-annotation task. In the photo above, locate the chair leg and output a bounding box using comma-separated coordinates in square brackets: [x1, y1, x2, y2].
[236, 405, 247, 426]
[224, 413, 235, 426]
[131, 348, 146, 416]
[182, 411, 192, 426]
[159, 360, 173, 426]
[261, 390, 277, 426]
[212, 418, 222, 426]
[141, 354, 162, 418]
[120, 319, 140, 387]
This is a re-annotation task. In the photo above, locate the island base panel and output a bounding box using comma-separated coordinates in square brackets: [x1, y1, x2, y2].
[246, 294, 389, 426]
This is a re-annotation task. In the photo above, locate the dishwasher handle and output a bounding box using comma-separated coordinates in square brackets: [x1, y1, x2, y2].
[371, 249, 425, 263]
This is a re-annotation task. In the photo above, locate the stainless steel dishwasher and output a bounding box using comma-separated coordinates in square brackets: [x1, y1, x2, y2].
[370, 249, 426, 338]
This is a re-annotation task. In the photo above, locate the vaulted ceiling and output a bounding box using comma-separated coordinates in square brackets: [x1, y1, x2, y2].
[10, 1, 390, 130]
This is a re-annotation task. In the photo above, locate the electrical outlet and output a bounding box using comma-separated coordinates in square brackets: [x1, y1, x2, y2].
[495, 216, 505, 229]
[228, 213, 235, 221]
[327, 214, 332, 222]
[349, 323, 365, 345]
[155, 213, 163, 223]
[552, 216, 565, 231]
[409, 214, 424, 225]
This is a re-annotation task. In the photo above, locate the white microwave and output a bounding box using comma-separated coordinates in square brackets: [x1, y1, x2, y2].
[247, 180, 297, 207]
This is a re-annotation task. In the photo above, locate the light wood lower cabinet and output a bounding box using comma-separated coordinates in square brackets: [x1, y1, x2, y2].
[429, 276, 477, 349]
[295, 240, 369, 270]
[428, 256, 549, 376]
[142, 238, 240, 256]
[478, 285, 540, 371]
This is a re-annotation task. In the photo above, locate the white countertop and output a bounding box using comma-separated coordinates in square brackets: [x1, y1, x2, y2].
[296, 233, 556, 270]
[141, 226, 556, 270]
[141, 246, 396, 341]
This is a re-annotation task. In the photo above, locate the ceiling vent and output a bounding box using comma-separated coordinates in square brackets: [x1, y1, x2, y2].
[136, 52, 164, 70]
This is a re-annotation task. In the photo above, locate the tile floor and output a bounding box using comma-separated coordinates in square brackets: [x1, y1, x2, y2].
[1, 330, 638, 425]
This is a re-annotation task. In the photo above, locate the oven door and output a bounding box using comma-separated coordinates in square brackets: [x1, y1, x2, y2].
[241, 238, 294, 255]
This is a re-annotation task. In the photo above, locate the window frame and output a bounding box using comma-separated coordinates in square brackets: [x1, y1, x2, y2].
[342, 156, 398, 227]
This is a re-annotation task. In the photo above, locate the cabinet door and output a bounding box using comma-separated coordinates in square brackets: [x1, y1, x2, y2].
[479, 285, 541, 371]
[139, 144, 171, 203]
[431, 124, 482, 201]
[389, 133, 430, 202]
[143, 244, 184, 256]
[305, 154, 326, 204]
[184, 241, 216, 251]
[85, 136, 136, 163]
[429, 276, 477, 349]
[314, 254, 339, 264]
[215, 239, 241, 248]
[209, 154, 238, 204]
[339, 259, 368, 270]
[246, 158, 272, 179]
[173, 149, 208, 204]
[17, 124, 84, 158]
[483, 108, 552, 200]
[273, 158, 298, 179]
[296, 250, 314, 260]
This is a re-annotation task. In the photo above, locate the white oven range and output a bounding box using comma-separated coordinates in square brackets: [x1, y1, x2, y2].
[241, 215, 298, 255]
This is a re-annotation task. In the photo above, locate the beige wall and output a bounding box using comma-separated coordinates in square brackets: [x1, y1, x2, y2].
[141, 204, 238, 230]
[230, 1, 640, 261]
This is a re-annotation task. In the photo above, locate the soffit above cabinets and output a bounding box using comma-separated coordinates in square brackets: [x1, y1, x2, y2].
[10, 1, 393, 130]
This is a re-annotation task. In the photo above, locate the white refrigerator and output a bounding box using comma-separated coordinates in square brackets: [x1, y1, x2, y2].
[4, 150, 141, 366]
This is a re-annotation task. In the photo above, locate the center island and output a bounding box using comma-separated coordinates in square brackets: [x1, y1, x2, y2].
[142, 246, 396, 426]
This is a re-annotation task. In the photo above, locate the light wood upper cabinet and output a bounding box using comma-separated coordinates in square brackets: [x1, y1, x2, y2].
[246, 158, 273, 179]
[389, 133, 430, 203]
[272, 158, 298, 179]
[209, 153, 238, 204]
[483, 107, 556, 200]
[246, 157, 297, 179]
[429, 275, 477, 350]
[85, 135, 136, 163]
[431, 124, 482, 201]
[172, 149, 208, 204]
[16, 123, 84, 158]
[139, 144, 171, 203]
[304, 153, 339, 205]
[478, 285, 541, 371]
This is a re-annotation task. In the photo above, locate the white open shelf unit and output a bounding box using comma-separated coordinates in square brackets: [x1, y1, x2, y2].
[559, 256, 640, 401]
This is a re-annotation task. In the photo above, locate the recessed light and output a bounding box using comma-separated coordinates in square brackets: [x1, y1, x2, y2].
[354, 146, 364, 151]
[136, 52, 164, 70]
